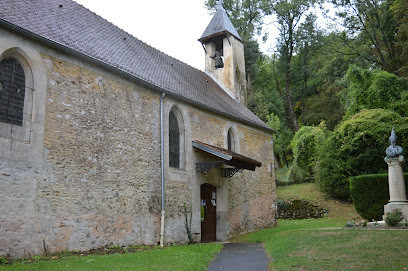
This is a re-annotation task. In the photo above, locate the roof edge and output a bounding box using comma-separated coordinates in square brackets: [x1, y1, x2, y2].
[0, 18, 274, 134]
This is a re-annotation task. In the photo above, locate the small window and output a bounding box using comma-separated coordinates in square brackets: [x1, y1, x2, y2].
[227, 128, 235, 151]
[215, 38, 223, 56]
[169, 110, 180, 168]
[0, 58, 26, 126]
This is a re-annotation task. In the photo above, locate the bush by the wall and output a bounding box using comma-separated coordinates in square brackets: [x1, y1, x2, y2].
[350, 173, 408, 221]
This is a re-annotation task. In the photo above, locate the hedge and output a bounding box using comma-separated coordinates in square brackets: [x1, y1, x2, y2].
[350, 173, 408, 221]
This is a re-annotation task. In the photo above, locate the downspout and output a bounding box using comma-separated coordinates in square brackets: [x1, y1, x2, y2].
[160, 92, 166, 247]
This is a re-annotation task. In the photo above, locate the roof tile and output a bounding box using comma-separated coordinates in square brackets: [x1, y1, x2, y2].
[0, 0, 270, 131]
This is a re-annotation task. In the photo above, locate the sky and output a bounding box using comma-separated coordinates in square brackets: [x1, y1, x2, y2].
[73, 0, 215, 70]
[72, 1, 331, 71]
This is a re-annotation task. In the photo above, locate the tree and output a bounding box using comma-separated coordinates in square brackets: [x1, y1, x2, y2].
[316, 109, 408, 201]
[391, 0, 408, 77]
[343, 65, 408, 117]
[329, 0, 400, 74]
[264, 0, 319, 133]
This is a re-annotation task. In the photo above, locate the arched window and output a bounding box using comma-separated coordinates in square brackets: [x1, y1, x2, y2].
[0, 58, 26, 126]
[169, 110, 180, 168]
[227, 128, 235, 151]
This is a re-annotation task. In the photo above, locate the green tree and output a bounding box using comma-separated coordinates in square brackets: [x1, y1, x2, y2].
[290, 123, 328, 181]
[316, 109, 408, 201]
[391, 0, 408, 77]
[330, 0, 400, 73]
[264, 0, 320, 132]
[343, 65, 408, 117]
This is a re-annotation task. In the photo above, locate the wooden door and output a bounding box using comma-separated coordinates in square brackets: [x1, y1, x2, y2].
[200, 183, 216, 242]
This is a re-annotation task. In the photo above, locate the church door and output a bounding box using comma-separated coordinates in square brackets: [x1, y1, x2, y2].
[200, 183, 216, 242]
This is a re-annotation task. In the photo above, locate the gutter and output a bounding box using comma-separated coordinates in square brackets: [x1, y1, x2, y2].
[159, 92, 166, 247]
[0, 18, 274, 134]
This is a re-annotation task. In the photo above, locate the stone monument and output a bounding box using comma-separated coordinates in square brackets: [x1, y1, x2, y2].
[384, 127, 408, 219]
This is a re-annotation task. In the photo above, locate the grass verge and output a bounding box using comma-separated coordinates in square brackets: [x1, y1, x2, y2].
[233, 219, 408, 270]
[0, 244, 222, 271]
[231, 183, 408, 270]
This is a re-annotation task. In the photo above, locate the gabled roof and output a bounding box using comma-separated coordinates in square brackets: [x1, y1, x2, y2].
[199, 4, 242, 43]
[0, 0, 270, 132]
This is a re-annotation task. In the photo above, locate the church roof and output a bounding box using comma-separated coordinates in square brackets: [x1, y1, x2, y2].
[0, 0, 270, 132]
[199, 4, 242, 43]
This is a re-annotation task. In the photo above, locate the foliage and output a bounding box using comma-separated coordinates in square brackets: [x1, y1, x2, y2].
[385, 209, 403, 226]
[344, 65, 408, 117]
[350, 173, 408, 220]
[391, 0, 408, 77]
[316, 109, 408, 201]
[264, 111, 292, 167]
[0, 257, 8, 265]
[329, 0, 400, 73]
[276, 198, 327, 219]
[302, 80, 345, 130]
[290, 123, 328, 182]
[249, 58, 285, 121]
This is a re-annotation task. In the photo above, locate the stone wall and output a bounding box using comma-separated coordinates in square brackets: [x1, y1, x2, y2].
[0, 29, 276, 259]
[0, 35, 163, 257]
[188, 108, 276, 239]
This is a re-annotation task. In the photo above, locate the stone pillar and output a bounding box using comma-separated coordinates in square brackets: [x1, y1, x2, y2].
[385, 156, 407, 203]
[384, 128, 408, 219]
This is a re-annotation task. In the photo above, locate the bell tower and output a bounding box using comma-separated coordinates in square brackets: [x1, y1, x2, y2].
[199, 0, 247, 105]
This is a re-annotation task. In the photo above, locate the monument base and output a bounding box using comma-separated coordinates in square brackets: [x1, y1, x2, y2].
[367, 221, 408, 228]
[383, 202, 408, 221]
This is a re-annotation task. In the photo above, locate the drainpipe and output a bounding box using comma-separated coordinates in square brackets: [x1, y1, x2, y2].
[160, 92, 166, 247]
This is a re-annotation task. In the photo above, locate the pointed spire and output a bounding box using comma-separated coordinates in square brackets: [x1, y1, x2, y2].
[199, 0, 241, 43]
[217, 0, 223, 10]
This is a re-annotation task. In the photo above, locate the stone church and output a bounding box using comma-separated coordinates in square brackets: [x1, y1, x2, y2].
[0, 0, 276, 258]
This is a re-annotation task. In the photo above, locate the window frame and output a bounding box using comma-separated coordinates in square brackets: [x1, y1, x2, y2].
[0, 53, 34, 142]
[168, 106, 185, 169]
[0, 40, 46, 163]
[227, 128, 235, 152]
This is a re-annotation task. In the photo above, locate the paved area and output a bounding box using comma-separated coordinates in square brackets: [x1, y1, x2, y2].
[208, 243, 270, 271]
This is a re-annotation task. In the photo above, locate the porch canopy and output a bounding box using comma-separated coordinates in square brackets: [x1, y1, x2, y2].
[192, 140, 262, 178]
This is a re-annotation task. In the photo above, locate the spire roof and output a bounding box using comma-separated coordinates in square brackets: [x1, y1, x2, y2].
[199, 2, 241, 43]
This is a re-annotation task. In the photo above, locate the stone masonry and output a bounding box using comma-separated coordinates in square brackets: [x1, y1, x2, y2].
[0, 19, 276, 258]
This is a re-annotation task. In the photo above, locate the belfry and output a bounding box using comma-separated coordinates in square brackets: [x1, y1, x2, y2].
[199, 0, 247, 105]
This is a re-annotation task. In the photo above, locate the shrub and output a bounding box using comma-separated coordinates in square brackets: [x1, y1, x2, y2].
[276, 199, 328, 219]
[350, 173, 408, 220]
[344, 65, 408, 117]
[385, 209, 403, 226]
[316, 109, 408, 201]
[0, 257, 8, 265]
[290, 123, 328, 182]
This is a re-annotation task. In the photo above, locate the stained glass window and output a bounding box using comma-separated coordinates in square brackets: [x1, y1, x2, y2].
[0, 58, 26, 126]
[169, 111, 180, 168]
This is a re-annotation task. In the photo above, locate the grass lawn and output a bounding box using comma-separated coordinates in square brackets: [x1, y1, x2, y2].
[234, 219, 408, 270]
[0, 244, 222, 271]
[231, 183, 408, 270]
[3, 183, 408, 270]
